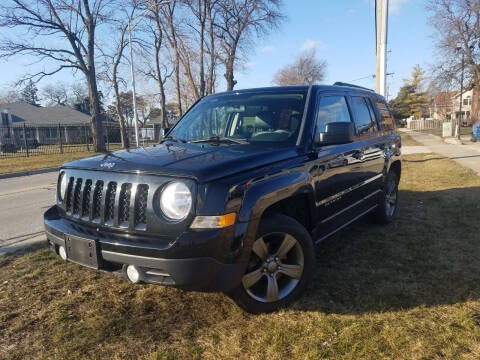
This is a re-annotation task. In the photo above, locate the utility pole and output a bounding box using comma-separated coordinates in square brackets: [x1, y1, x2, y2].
[376, 0, 389, 96]
[128, 18, 140, 148]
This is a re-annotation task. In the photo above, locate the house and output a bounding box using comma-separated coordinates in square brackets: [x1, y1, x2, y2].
[0, 102, 119, 148]
[431, 91, 457, 121]
[452, 89, 474, 125]
[430, 89, 477, 126]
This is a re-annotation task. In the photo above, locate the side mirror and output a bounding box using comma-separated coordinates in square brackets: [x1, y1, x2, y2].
[316, 122, 355, 146]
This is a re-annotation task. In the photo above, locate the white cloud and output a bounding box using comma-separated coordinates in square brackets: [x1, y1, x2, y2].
[389, 0, 409, 14]
[261, 45, 275, 53]
[244, 61, 256, 68]
[300, 40, 324, 51]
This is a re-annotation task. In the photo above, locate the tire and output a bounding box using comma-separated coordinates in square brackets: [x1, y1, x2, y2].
[373, 171, 399, 224]
[229, 214, 315, 314]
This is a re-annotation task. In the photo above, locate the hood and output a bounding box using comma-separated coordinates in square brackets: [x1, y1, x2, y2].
[63, 142, 302, 183]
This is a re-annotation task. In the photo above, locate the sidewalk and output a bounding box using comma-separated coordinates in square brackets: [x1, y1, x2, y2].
[400, 128, 480, 176]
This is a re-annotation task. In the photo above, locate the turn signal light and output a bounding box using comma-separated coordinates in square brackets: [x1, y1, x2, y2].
[190, 213, 237, 229]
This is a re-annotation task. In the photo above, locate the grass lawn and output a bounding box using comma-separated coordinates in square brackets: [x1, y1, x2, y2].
[1, 153, 480, 359]
[0, 151, 96, 174]
[400, 133, 422, 146]
[417, 126, 472, 137]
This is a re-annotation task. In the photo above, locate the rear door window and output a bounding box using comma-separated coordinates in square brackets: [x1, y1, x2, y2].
[375, 100, 395, 131]
[350, 96, 377, 136]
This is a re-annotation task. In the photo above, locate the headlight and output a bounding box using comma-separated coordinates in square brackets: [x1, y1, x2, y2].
[58, 172, 68, 202]
[160, 182, 192, 220]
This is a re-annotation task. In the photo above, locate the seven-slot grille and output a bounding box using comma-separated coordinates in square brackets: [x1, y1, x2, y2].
[64, 175, 149, 231]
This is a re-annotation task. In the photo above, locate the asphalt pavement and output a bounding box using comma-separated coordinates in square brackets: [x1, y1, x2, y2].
[0, 172, 57, 255]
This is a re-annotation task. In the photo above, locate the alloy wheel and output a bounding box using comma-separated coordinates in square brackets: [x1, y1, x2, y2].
[385, 178, 398, 217]
[242, 232, 304, 303]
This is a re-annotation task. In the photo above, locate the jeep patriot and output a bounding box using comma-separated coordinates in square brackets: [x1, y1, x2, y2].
[44, 83, 401, 313]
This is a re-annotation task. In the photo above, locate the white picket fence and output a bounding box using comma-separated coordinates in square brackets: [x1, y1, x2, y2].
[406, 118, 448, 130]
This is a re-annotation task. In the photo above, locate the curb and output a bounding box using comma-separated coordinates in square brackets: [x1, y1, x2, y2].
[0, 167, 59, 180]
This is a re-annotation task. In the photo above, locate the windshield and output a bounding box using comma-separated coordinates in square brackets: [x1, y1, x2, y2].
[168, 90, 308, 145]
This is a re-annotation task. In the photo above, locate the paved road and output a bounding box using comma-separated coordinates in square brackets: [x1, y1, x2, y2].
[0, 172, 57, 255]
[400, 129, 480, 176]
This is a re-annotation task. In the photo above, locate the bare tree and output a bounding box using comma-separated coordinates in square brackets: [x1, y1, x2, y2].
[428, 0, 480, 123]
[0, 0, 112, 151]
[0, 91, 20, 104]
[143, 0, 174, 130]
[100, 18, 131, 149]
[215, 0, 284, 91]
[272, 49, 326, 86]
[160, 0, 184, 116]
[42, 83, 69, 106]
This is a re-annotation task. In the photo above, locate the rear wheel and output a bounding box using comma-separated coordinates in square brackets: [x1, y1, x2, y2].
[373, 171, 399, 224]
[230, 214, 315, 314]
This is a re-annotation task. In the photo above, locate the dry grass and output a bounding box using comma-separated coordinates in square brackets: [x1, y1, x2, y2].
[0, 151, 96, 174]
[1, 153, 480, 359]
[400, 133, 422, 146]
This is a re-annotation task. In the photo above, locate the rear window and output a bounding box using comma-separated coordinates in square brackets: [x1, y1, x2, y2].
[375, 100, 395, 131]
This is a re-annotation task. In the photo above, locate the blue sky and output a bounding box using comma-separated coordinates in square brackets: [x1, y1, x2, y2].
[236, 0, 435, 100]
[0, 0, 435, 102]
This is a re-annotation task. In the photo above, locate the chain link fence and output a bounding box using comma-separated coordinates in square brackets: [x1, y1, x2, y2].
[0, 122, 162, 159]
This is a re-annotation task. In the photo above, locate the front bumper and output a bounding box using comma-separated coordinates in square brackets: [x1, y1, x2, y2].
[44, 206, 246, 292]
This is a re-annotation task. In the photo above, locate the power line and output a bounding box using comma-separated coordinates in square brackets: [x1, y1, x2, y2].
[348, 74, 376, 83]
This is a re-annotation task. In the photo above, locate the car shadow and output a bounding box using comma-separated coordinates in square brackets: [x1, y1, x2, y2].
[294, 186, 480, 314]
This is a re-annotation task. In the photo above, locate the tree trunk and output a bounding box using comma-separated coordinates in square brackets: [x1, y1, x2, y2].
[207, 1, 215, 95]
[198, 0, 206, 97]
[174, 57, 183, 116]
[86, 71, 105, 152]
[113, 77, 129, 149]
[225, 58, 236, 91]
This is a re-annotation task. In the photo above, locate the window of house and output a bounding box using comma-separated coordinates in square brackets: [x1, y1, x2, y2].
[315, 95, 352, 133]
[351, 96, 378, 136]
[1, 113, 11, 138]
[46, 127, 58, 139]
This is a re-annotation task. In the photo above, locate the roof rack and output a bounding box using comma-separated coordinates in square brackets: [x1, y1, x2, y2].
[333, 82, 375, 92]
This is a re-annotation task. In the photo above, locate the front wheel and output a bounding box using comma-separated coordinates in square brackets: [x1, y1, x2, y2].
[229, 214, 315, 314]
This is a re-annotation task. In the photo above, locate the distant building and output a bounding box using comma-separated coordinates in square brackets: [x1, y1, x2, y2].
[452, 89, 474, 125]
[0, 102, 118, 149]
[430, 91, 457, 121]
[430, 89, 477, 126]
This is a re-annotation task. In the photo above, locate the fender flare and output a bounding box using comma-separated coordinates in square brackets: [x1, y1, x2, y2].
[235, 170, 315, 261]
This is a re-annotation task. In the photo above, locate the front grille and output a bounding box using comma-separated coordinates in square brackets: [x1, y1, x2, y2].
[135, 185, 149, 229]
[62, 174, 150, 232]
[92, 180, 104, 221]
[119, 183, 132, 225]
[72, 178, 83, 215]
[105, 182, 117, 224]
[81, 180, 92, 218]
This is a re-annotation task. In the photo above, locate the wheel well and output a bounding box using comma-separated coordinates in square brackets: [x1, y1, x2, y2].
[261, 194, 313, 233]
[389, 160, 401, 181]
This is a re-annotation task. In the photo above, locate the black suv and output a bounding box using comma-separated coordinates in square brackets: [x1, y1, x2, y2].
[44, 84, 401, 313]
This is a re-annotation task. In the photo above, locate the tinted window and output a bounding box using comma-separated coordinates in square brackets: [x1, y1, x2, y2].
[351, 96, 377, 135]
[376, 100, 395, 131]
[316, 96, 351, 133]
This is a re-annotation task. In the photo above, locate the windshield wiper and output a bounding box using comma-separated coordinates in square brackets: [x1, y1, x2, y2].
[189, 136, 247, 144]
[161, 136, 186, 144]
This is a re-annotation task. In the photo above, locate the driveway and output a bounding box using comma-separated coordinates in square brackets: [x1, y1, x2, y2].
[0, 172, 56, 255]
[400, 129, 480, 176]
